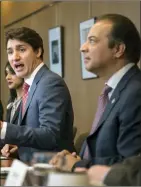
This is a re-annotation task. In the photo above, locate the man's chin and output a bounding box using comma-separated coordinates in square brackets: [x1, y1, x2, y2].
[85, 66, 92, 72]
[15, 71, 26, 78]
[85, 66, 97, 74]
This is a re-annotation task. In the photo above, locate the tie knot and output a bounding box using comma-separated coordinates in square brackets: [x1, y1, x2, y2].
[101, 84, 112, 95]
[22, 82, 30, 93]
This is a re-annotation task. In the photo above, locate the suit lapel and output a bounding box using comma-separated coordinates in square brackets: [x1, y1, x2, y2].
[18, 106, 22, 125]
[11, 103, 21, 124]
[6, 108, 11, 123]
[22, 83, 37, 119]
[89, 65, 140, 136]
[21, 64, 48, 121]
[91, 90, 120, 135]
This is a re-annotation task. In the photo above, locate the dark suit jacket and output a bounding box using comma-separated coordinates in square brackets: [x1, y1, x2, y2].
[76, 65, 141, 168]
[104, 155, 141, 186]
[0, 100, 4, 148]
[6, 102, 21, 124]
[4, 65, 75, 162]
[0, 100, 3, 120]
[0, 101, 21, 149]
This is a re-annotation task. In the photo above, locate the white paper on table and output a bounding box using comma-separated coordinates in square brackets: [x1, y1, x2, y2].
[4, 159, 29, 186]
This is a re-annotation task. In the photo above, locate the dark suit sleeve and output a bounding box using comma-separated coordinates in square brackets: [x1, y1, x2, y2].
[72, 159, 91, 171]
[0, 100, 3, 120]
[117, 87, 141, 157]
[104, 155, 141, 186]
[0, 101, 4, 148]
[4, 76, 73, 150]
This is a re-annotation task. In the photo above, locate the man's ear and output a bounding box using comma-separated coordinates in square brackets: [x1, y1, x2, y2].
[36, 48, 42, 58]
[114, 43, 126, 58]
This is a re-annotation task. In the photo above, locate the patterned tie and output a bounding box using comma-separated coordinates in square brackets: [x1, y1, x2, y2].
[83, 84, 112, 159]
[22, 82, 30, 116]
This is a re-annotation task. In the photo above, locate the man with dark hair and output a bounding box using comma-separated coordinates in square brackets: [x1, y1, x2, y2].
[97, 14, 141, 64]
[50, 14, 141, 171]
[0, 27, 75, 162]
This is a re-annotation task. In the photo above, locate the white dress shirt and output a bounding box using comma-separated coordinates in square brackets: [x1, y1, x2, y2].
[1, 62, 44, 139]
[106, 63, 134, 99]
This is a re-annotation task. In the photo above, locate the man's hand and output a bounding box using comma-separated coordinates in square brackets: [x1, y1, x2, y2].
[49, 150, 70, 165]
[1, 144, 18, 158]
[49, 150, 81, 171]
[62, 153, 81, 171]
[87, 165, 111, 186]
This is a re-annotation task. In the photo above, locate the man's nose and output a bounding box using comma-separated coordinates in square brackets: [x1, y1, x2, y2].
[80, 42, 88, 52]
[12, 51, 20, 61]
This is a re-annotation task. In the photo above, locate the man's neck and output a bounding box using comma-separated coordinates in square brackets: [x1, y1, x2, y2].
[98, 60, 129, 81]
[24, 60, 43, 80]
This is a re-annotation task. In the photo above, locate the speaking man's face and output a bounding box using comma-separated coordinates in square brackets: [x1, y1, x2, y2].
[7, 39, 41, 78]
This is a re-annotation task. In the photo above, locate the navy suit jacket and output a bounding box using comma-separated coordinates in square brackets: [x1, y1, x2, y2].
[4, 65, 75, 162]
[76, 65, 141, 168]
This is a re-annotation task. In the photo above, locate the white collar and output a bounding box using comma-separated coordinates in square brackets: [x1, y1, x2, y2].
[24, 62, 44, 86]
[107, 63, 135, 90]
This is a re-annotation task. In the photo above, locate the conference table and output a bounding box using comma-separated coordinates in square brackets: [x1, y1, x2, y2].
[0, 156, 104, 186]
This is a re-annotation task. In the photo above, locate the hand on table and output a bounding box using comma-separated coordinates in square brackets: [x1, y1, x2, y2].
[1, 144, 18, 158]
[87, 165, 111, 186]
[49, 149, 81, 171]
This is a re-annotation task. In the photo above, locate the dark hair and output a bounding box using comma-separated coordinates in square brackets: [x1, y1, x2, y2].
[96, 14, 141, 64]
[5, 61, 15, 76]
[5, 27, 44, 60]
[5, 61, 23, 102]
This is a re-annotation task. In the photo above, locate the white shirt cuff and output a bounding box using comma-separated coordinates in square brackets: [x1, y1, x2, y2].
[1, 122, 7, 139]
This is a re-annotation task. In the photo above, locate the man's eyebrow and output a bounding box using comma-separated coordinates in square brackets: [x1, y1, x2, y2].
[7, 44, 26, 50]
[7, 47, 12, 51]
[88, 36, 97, 40]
